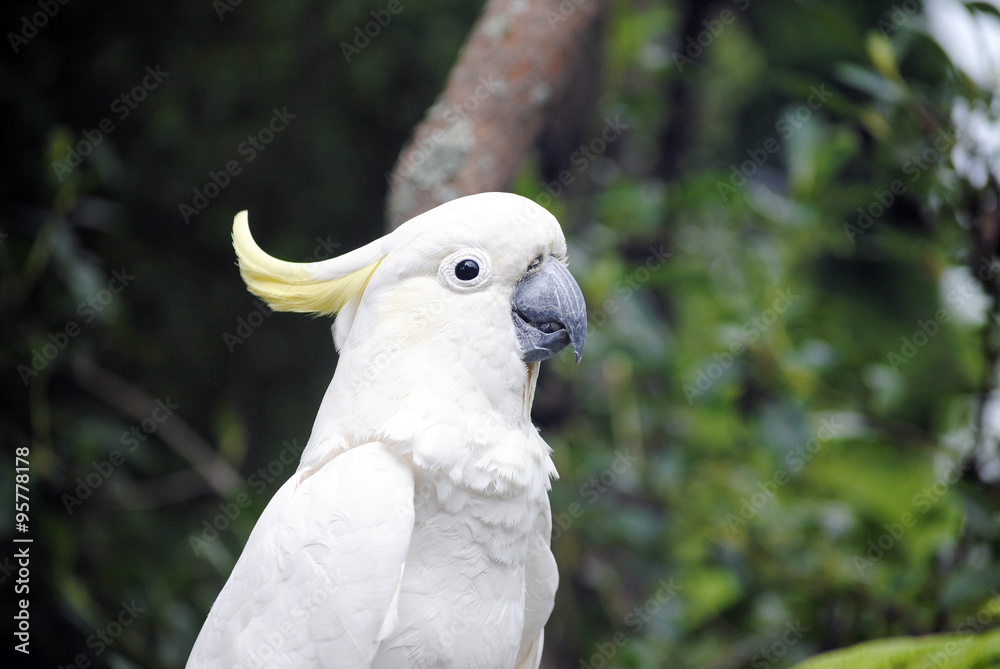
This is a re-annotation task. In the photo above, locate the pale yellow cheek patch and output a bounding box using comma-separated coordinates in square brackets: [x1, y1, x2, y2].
[232, 211, 383, 316]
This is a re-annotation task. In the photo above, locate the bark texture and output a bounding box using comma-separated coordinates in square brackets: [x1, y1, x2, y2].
[385, 0, 610, 229]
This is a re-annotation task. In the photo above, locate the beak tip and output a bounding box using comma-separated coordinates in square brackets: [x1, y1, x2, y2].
[571, 319, 586, 364]
[571, 330, 585, 364]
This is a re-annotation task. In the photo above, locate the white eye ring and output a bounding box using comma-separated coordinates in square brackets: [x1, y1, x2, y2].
[438, 249, 492, 292]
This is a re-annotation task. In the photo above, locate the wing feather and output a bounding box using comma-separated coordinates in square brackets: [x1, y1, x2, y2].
[188, 442, 414, 669]
[514, 500, 559, 669]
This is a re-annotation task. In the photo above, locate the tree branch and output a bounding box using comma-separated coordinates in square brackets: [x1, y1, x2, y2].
[385, 0, 610, 228]
[69, 356, 243, 498]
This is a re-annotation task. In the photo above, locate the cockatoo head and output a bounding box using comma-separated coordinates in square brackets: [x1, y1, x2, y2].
[233, 192, 585, 367]
[231, 193, 586, 478]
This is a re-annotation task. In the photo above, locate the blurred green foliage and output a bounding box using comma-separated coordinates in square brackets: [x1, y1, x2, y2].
[3, 0, 1000, 668]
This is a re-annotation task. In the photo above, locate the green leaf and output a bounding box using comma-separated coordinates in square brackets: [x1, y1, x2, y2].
[791, 627, 1000, 669]
[964, 2, 1000, 21]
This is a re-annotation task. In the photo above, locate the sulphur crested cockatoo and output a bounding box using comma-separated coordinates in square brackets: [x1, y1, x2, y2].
[188, 192, 586, 668]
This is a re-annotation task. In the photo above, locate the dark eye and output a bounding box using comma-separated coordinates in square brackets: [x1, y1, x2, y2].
[454, 259, 480, 281]
[527, 255, 543, 272]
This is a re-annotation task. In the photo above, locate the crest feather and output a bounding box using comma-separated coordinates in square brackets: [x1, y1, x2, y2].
[232, 211, 384, 316]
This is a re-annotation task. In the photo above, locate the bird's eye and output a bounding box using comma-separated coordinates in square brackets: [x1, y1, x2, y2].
[454, 259, 480, 281]
[527, 255, 543, 272]
[439, 249, 490, 291]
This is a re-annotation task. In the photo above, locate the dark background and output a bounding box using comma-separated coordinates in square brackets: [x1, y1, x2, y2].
[3, 0, 1000, 667]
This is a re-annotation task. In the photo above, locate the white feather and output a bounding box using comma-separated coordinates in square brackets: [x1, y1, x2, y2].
[187, 442, 414, 668]
[190, 193, 570, 668]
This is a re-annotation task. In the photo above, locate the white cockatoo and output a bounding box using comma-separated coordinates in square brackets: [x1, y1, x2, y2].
[188, 192, 587, 668]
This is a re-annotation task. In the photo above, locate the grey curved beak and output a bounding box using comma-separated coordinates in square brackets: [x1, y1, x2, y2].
[512, 258, 587, 363]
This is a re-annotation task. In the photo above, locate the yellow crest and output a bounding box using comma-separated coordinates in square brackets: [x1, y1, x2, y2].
[232, 211, 384, 316]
